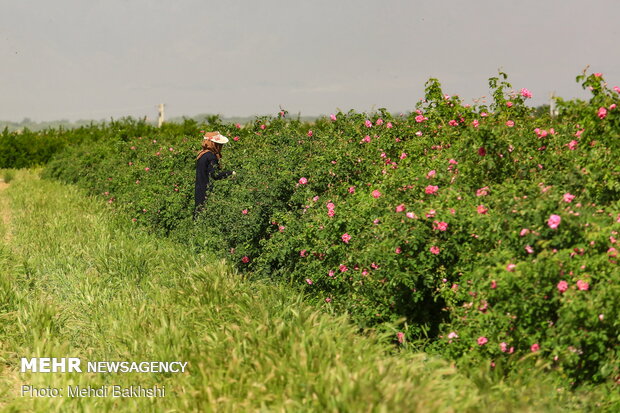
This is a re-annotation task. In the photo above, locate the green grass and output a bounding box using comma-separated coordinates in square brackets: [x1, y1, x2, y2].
[0, 170, 612, 412]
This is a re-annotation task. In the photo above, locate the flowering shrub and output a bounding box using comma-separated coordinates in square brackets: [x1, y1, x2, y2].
[43, 73, 620, 385]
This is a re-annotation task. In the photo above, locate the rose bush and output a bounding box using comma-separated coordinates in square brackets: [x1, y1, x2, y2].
[43, 73, 619, 386]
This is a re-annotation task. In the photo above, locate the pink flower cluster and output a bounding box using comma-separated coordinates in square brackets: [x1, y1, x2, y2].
[547, 214, 561, 229]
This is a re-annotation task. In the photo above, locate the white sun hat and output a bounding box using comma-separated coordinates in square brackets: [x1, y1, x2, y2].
[203, 131, 229, 144]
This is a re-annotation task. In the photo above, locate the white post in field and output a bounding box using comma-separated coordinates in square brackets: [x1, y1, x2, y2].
[158, 104, 165, 127]
[549, 92, 556, 118]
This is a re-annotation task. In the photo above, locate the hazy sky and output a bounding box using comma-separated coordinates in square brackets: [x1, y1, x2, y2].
[1, 0, 619, 121]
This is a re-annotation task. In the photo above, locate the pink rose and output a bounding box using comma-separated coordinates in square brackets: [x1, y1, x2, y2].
[305, 278, 313, 285]
[547, 214, 561, 229]
[425, 185, 439, 195]
[241, 256, 250, 263]
[242, 209, 248, 215]
[348, 186, 355, 194]
[477, 205, 488, 214]
[472, 119, 480, 128]
[376, 118, 384, 126]
[563, 193, 575, 203]
[330, 114, 337, 121]
[476, 186, 489, 197]
[397, 332, 405, 343]
[576, 280, 589, 291]
[364, 120, 372, 128]
[372, 190, 381, 198]
[406, 212, 416, 219]
[506, 101, 513, 108]
[447, 332, 459, 339]
[300, 250, 307, 257]
[477, 337, 488, 346]
[490, 280, 497, 289]
[386, 122, 393, 128]
[433, 221, 448, 231]
[521, 88, 533, 99]
[520, 228, 530, 237]
[341, 233, 351, 244]
[597, 107, 607, 119]
[506, 263, 516, 272]
[557, 280, 568, 293]
[525, 245, 534, 254]
[395, 247, 402, 254]
[506, 120, 515, 127]
[430, 246, 440, 255]
[426, 170, 436, 179]
[415, 114, 427, 123]
[299, 177, 308, 185]
[400, 152, 408, 160]
[395, 204, 406, 213]
[307, 130, 313, 137]
[339, 264, 348, 272]
[531, 343, 540, 352]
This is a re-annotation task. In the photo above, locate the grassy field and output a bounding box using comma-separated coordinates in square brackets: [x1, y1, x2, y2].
[0, 170, 610, 412]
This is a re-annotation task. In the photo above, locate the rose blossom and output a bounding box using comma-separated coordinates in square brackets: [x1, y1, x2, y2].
[430, 246, 440, 255]
[547, 214, 561, 229]
[477, 337, 488, 346]
[557, 280, 568, 293]
[372, 190, 381, 198]
[433, 221, 448, 231]
[299, 177, 308, 185]
[576, 280, 589, 291]
[425, 185, 439, 195]
[341, 233, 351, 244]
[563, 193, 575, 203]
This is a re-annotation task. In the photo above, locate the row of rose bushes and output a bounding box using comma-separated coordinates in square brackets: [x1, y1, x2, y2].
[0, 118, 160, 168]
[43, 73, 619, 386]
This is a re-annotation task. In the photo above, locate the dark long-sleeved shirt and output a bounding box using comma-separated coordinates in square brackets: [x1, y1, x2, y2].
[194, 151, 232, 208]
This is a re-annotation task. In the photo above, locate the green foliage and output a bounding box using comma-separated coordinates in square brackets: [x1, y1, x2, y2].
[6, 171, 615, 411]
[39, 72, 620, 389]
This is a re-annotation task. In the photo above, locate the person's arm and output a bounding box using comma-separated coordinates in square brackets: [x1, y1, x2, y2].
[207, 155, 233, 180]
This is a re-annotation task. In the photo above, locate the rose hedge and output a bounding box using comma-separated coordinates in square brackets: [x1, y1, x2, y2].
[43, 73, 619, 386]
